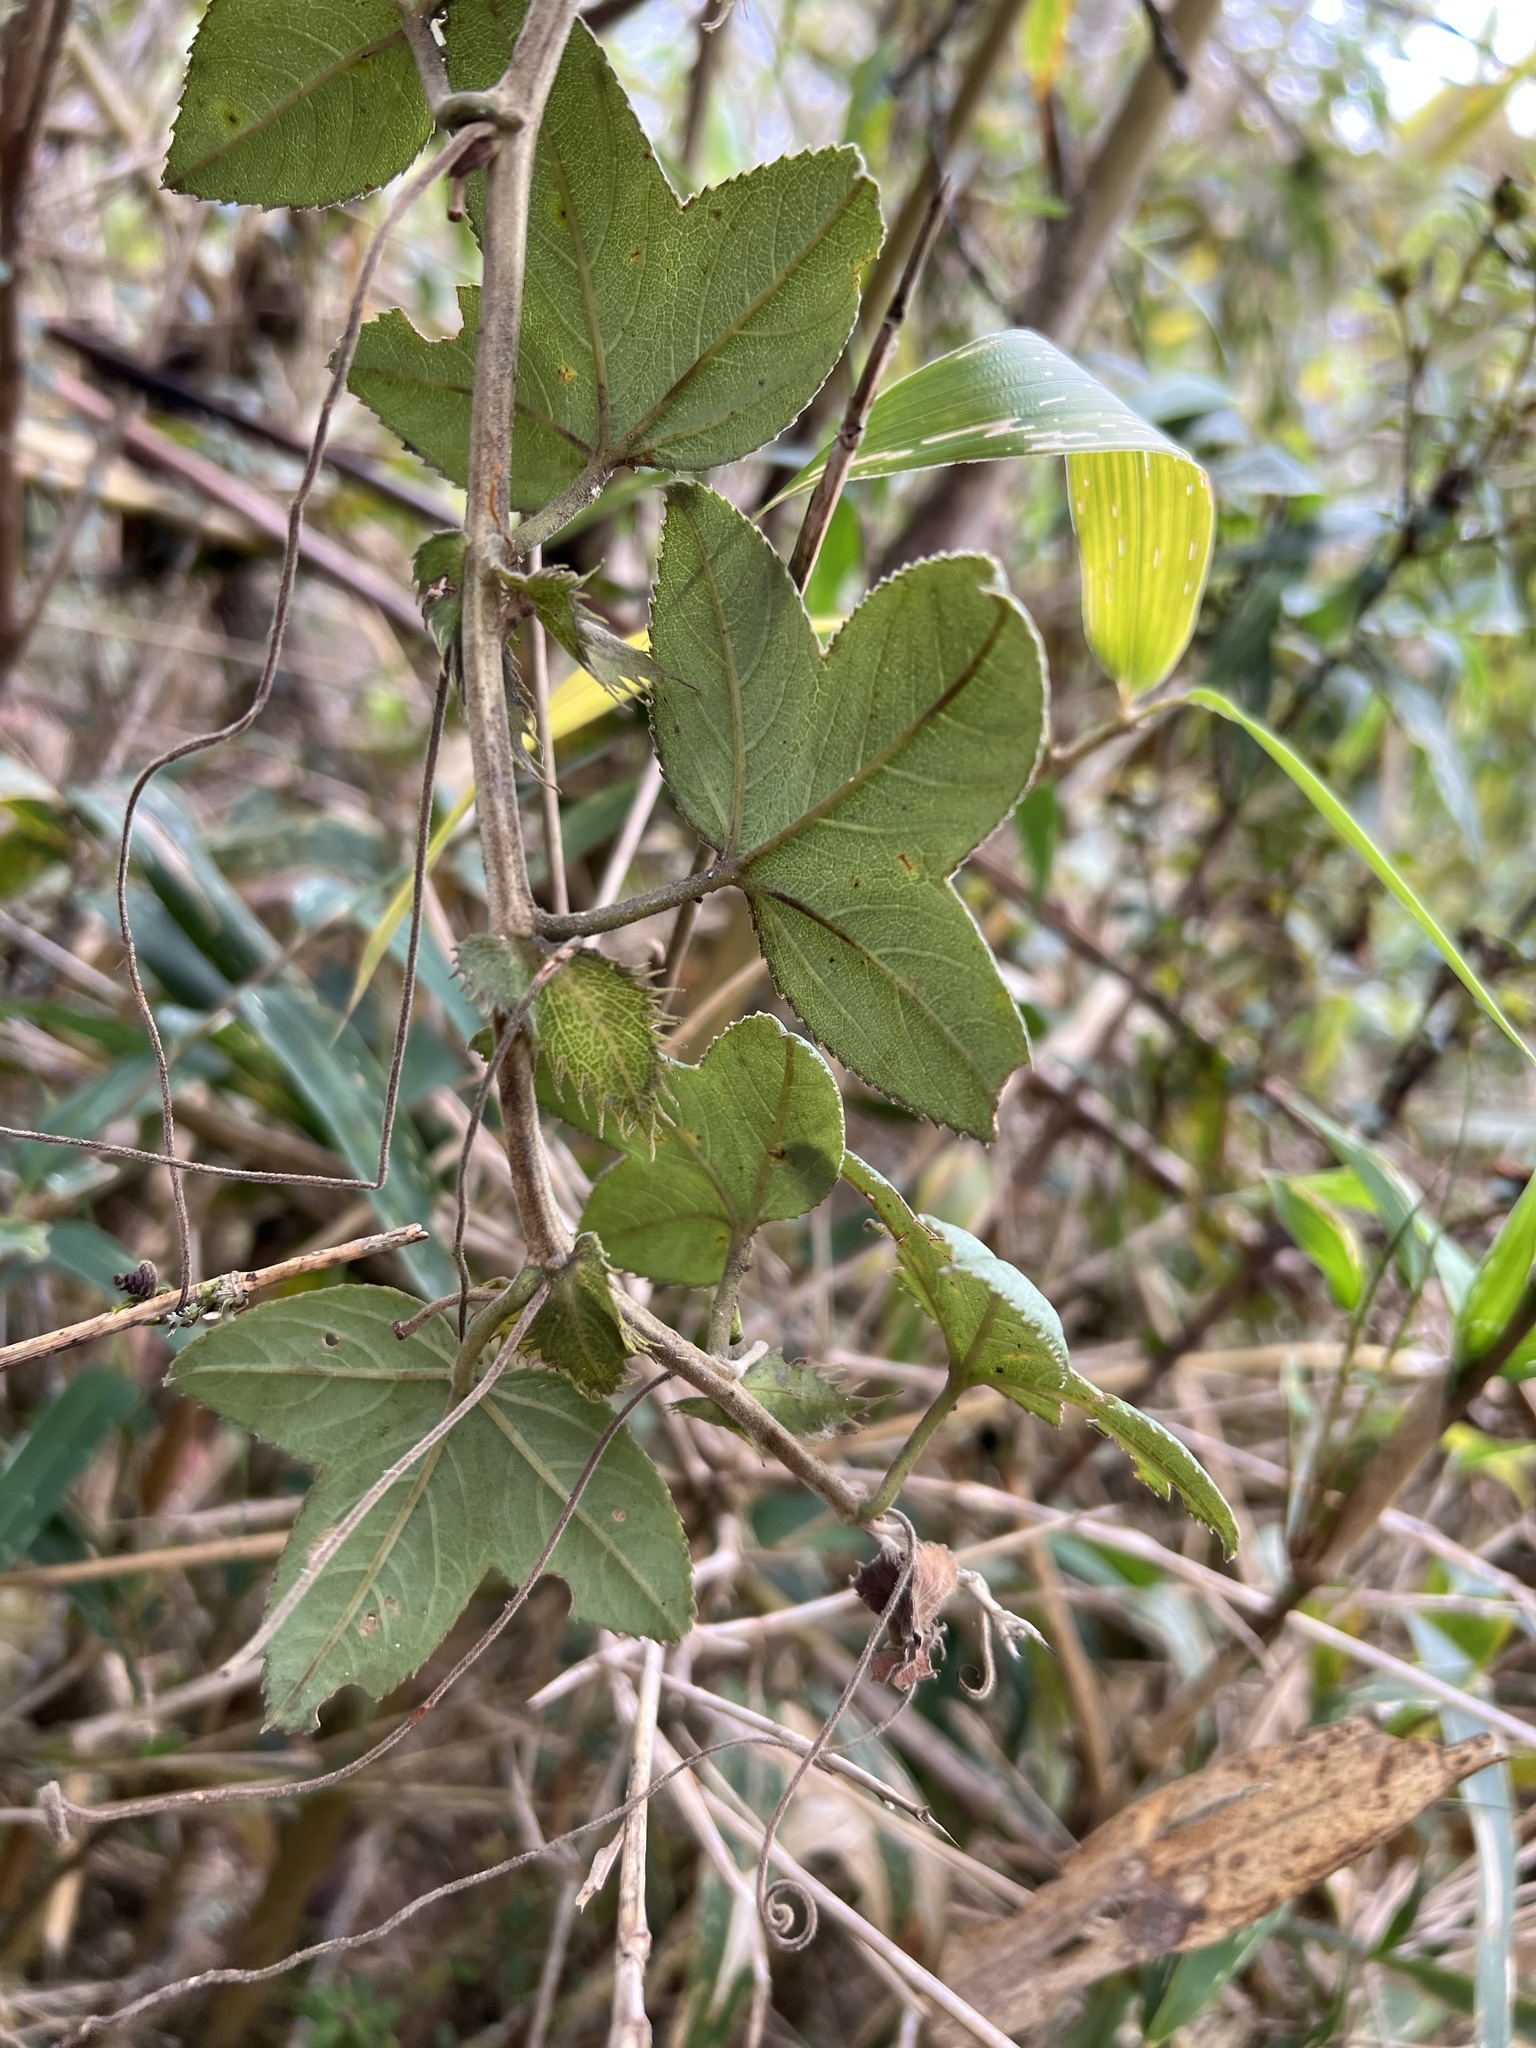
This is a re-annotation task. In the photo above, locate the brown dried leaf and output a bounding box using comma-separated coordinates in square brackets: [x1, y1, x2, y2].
[932, 1717, 1499, 2044]
[854, 1539, 961, 1692]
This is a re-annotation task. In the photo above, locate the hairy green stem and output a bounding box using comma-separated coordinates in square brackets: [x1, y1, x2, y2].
[861, 1380, 963, 1521]
[451, 1266, 544, 1400]
[706, 1232, 752, 1357]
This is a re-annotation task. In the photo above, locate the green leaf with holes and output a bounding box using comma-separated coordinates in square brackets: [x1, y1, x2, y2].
[772, 331, 1213, 691]
[170, 1286, 692, 1729]
[348, 0, 881, 512]
[843, 1152, 1236, 1549]
[651, 485, 1044, 1137]
[677, 1352, 869, 1440]
[581, 1014, 844, 1287]
[165, 0, 431, 207]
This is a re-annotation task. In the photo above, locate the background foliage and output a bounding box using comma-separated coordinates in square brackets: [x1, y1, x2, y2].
[1, 0, 1536, 2043]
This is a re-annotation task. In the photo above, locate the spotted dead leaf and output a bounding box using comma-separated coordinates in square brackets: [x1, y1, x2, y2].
[931, 1717, 1499, 2045]
[854, 1539, 960, 1691]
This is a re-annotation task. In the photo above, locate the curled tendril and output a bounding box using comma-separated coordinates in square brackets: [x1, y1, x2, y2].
[958, 1606, 998, 1701]
[754, 1509, 919, 1950]
[761, 1874, 818, 1952]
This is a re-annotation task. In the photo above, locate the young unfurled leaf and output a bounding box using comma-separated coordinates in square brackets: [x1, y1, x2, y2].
[773, 331, 1213, 692]
[652, 486, 1045, 1137]
[455, 934, 538, 1016]
[522, 1235, 632, 1397]
[414, 529, 465, 652]
[843, 1152, 1236, 1548]
[931, 1721, 1498, 2048]
[1268, 1172, 1366, 1311]
[348, 1, 881, 513]
[677, 1352, 869, 1440]
[170, 1286, 693, 1729]
[582, 1014, 844, 1287]
[503, 567, 666, 701]
[166, 0, 431, 207]
[535, 953, 664, 1138]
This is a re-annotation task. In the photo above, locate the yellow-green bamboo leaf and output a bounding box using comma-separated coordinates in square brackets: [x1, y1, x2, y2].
[1069, 448, 1214, 694]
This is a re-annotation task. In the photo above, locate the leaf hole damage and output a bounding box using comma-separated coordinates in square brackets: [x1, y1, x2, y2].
[322, 1331, 343, 1350]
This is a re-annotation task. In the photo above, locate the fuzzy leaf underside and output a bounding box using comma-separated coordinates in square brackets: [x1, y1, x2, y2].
[534, 953, 664, 1136]
[522, 1235, 632, 1396]
[843, 1153, 1237, 1550]
[581, 1014, 844, 1287]
[170, 1286, 692, 1728]
[455, 934, 537, 1015]
[347, 0, 881, 512]
[676, 1352, 869, 1440]
[166, 0, 431, 206]
[651, 487, 1045, 1137]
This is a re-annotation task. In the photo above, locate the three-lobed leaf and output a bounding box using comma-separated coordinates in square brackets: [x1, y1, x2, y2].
[165, 0, 431, 207]
[171, 1286, 693, 1728]
[652, 485, 1046, 1137]
[349, 0, 881, 512]
[581, 1013, 844, 1286]
[843, 1152, 1237, 1550]
[775, 331, 1214, 692]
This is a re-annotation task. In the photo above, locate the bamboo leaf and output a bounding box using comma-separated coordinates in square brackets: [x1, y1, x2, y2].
[1268, 1173, 1367, 1311]
[0, 1371, 140, 1570]
[171, 1286, 693, 1729]
[1456, 1167, 1536, 1368]
[774, 331, 1213, 691]
[1192, 689, 1536, 1069]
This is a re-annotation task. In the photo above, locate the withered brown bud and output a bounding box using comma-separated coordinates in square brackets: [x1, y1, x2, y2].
[113, 1259, 158, 1301]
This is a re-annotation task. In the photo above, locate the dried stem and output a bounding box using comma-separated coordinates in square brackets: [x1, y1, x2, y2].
[787, 178, 951, 592]
[0, 0, 71, 684]
[609, 1638, 664, 2046]
[0, 1227, 429, 1371]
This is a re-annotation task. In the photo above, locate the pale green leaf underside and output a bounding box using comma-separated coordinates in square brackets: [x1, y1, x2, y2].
[165, 0, 431, 206]
[652, 486, 1044, 1137]
[1193, 689, 1536, 1070]
[843, 1152, 1236, 1548]
[349, 0, 881, 513]
[535, 953, 663, 1138]
[842, 1153, 1067, 1399]
[774, 330, 1214, 691]
[582, 1014, 844, 1286]
[676, 1352, 868, 1439]
[170, 1287, 692, 1729]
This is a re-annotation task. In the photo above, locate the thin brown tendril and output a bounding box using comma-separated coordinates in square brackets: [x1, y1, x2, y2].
[754, 1510, 918, 1951]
